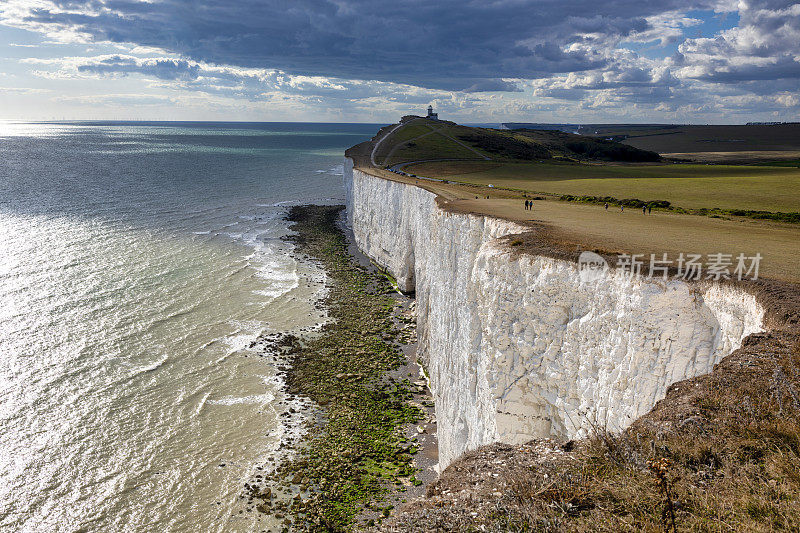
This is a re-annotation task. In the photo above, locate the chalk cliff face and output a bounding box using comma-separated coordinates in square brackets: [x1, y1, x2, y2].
[343, 158, 765, 469]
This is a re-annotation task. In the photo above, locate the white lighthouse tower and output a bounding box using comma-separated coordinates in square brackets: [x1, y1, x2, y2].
[426, 105, 439, 120]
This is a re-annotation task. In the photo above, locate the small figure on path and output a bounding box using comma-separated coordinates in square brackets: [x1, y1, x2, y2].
[524, 200, 529, 210]
[648, 205, 652, 214]
[643, 205, 647, 215]
[604, 203, 608, 210]
[621, 205, 624, 212]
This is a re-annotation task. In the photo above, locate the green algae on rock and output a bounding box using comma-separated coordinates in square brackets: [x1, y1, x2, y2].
[252, 205, 423, 531]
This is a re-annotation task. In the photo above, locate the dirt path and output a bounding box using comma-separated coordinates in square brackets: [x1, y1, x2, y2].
[370, 121, 408, 167]
[451, 197, 800, 282]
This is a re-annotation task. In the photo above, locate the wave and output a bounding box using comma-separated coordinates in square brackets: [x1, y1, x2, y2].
[238, 213, 279, 223]
[220, 322, 263, 353]
[207, 392, 276, 406]
[228, 225, 301, 301]
[130, 353, 169, 376]
[256, 200, 294, 208]
[194, 392, 211, 417]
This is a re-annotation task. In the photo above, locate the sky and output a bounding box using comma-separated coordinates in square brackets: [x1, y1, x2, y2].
[0, 0, 798, 123]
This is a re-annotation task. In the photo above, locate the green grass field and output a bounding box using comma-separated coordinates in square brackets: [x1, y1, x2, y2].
[407, 160, 800, 213]
[380, 122, 432, 146]
[372, 119, 489, 166]
[388, 133, 483, 166]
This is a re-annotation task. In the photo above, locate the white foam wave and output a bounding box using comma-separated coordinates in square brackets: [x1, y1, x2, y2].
[231, 228, 300, 300]
[207, 392, 276, 406]
[256, 200, 294, 208]
[207, 374, 279, 407]
[315, 165, 344, 176]
[237, 213, 278, 223]
[252, 262, 299, 299]
[221, 322, 263, 354]
[194, 392, 210, 416]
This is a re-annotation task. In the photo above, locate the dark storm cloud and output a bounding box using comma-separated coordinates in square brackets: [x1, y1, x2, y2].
[11, 0, 724, 91]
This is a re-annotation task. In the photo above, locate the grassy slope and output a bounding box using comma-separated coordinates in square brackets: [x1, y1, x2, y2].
[371, 119, 660, 168]
[372, 119, 489, 167]
[404, 160, 800, 212]
[385, 132, 482, 166]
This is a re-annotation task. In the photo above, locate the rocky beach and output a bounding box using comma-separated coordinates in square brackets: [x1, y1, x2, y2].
[244, 205, 439, 531]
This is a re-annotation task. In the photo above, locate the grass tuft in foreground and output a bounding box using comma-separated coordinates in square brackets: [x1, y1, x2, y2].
[254, 205, 422, 532]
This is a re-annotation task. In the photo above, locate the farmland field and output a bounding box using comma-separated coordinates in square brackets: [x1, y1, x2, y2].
[405, 160, 800, 213]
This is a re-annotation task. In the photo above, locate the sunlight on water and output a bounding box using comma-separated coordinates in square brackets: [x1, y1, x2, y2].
[0, 122, 378, 532]
[0, 121, 79, 138]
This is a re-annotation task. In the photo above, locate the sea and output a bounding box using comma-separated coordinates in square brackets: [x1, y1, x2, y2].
[0, 121, 380, 532]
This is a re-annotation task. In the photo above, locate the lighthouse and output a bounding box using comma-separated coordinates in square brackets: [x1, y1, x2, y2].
[426, 105, 439, 120]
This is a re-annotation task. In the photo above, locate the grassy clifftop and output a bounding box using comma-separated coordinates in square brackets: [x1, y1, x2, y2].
[361, 117, 660, 168]
[349, 117, 800, 221]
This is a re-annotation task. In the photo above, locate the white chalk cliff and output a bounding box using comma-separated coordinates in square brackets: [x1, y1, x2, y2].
[343, 158, 765, 469]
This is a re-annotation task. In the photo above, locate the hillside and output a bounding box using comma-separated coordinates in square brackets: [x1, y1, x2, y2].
[362, 117, 660, 168]
[593, 123, 800, 163]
